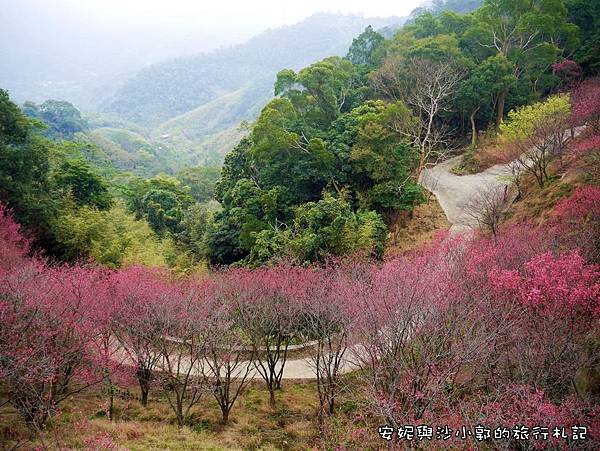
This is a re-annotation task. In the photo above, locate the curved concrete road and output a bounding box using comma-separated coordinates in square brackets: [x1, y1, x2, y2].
[421, 127, 585, 233]
[420, 156, 513, 233]
[256, 156, 513, 379]
[277, 127, 584, 378]
[199, 156, 515, 379]
[169, 149, 542, 380]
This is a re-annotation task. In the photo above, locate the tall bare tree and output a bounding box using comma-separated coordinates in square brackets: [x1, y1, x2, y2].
[464, 183, 513, 237]
[372, 57, 465, 175]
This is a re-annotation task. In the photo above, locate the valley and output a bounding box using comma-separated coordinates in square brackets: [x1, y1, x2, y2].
[1, 0, 600, 449]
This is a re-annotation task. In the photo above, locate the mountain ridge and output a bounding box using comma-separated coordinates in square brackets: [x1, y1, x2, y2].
[103, 13, 405, 126]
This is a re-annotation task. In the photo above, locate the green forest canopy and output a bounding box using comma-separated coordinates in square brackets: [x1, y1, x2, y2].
[1, 0, 598, 269]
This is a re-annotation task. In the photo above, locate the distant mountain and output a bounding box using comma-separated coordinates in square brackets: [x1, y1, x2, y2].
[103, 13, 404, 127]
[104, 4, 484, 166]
[149, 77, 274, 166]
[407, 0, 483, 21]
[0, 2, 257, 110]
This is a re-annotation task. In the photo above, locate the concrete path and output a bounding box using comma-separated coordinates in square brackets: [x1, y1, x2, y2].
[168, 135, 584, 380]
[420, 156, 513, 233]
[192, 154, 517, 379]
[251, 154, 511, 379]
[276, 127, 585, 378]
[420, 127, 584, 232]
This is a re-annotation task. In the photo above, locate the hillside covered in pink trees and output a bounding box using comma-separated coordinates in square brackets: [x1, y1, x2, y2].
[2, 0, 600, 448]
[2, 177, 600, 448]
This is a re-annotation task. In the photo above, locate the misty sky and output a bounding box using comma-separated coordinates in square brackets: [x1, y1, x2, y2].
[0, 0, 423, 105]
[50, 0, 421, 33]
[2, 0, 422, 67]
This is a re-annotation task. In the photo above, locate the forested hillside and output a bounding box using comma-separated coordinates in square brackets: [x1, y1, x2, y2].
[104, 14, 404, 127]
[205, 0, 597, 266]
[3, 0, 598, 270]
[2, 0, 600, 448]
[103, 2, 486, 165]
[150, 77, 274, 166]
[0, 1, 258, 110]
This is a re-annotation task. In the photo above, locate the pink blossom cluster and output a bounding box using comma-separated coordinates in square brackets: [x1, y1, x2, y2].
[1, 189, 600, 445]
[570, 77, 600, 130]
[553, 60, 583, 88]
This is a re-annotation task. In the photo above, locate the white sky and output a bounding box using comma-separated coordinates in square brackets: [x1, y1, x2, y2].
[51, 0, 421, 33]
[1, 0, 423, 86]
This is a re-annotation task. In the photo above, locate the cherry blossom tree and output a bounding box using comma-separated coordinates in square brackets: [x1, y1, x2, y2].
[551, 186, 600, 263]
[488, 250, 600, 398]
[297, 263, 358, 417]
[224, 265, 305, 408]
[553, 60, 583, 89]
[87, 270, 132, 421]
[0, 263, 105, 428]
[476, 384, 599, 450]
[204, 278, 255, 424]
[0, 202, 30, 267]
[352, 240, 501, 429]
[153, 280, 210, 427]
[111, 266, 172, 407]
[570, 77, 600, 132]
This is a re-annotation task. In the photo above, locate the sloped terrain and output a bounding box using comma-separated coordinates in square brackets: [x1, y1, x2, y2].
[151, 78, 271, 164]
[104, 14, 404, 126]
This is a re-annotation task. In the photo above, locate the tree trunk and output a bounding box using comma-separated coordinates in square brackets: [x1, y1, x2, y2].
[140, 387, 148, 407]
[269, 388, 276, 409]
[470, 107, 480, 146]
[496, 90, 508, 128]
[176, 398, 185, 427]
[108, 380, 115, 421]
[137, 366, 151, 407]
[221, 408, 230, 424]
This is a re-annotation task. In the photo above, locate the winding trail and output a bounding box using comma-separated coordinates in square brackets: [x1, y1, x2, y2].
[420, 155, 512, 233]
[254, 126, 585, 379]
[264, 154, 510, 379]
[167, 153, 517, 380]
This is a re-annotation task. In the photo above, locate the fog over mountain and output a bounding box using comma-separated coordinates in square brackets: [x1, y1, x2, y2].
[105, 13, 404, 125]
[0, 1, 262, 108]
[0, 0, 421, 109]
[1, 0, 483, 168]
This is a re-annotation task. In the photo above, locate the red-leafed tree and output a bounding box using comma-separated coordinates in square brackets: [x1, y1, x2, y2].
[111, 266, 172, 407]
[226, 265, 306, 408]
[297, 262, 358, 417]
[0, 263, 106, 428]
[204, 277, 255, 424]
[570, 77, 600, 132]
[153, 279, 210, 427]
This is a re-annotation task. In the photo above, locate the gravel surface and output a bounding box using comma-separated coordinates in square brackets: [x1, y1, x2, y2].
[420, 156, 513, 233]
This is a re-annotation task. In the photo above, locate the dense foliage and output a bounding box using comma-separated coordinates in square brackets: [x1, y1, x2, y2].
[207, 0, 596, 266]
[1, 180, 599, 444]
[0, 90, 200, 269]
[22, 99, 88, 139]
